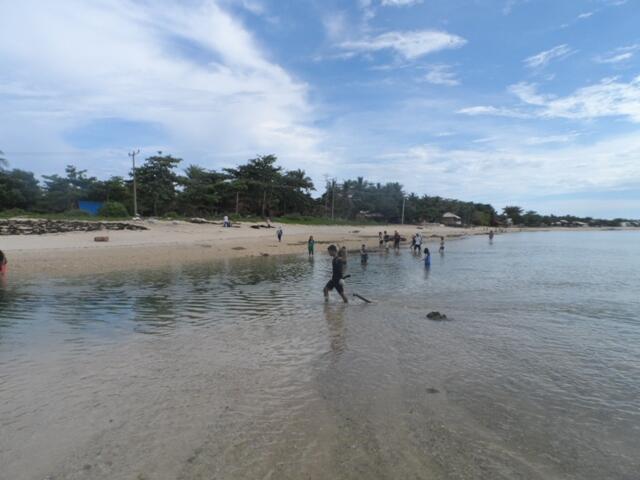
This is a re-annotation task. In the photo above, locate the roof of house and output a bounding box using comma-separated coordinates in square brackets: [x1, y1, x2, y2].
[442, 212, 461, 219]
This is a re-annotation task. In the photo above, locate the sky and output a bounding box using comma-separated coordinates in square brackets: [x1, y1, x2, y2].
[1, 0, 639, 218]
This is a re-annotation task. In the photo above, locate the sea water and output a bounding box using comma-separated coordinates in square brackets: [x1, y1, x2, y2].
[1, 231, 638, 479]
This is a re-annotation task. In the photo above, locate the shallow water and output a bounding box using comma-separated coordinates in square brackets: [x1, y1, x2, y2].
[1, 231, 639, 479]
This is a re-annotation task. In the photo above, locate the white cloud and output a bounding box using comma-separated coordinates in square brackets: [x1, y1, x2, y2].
[595, 44, 639, 64]
[381, 0, 423, 6]
[423, 65, 460, 86]
[323, 12, 348, 41]
[514, 77, 640, 122]
[577, 11, 594, 19]
[461, 77, 640, 123]
[524, 44, 575, 69]
[0, 0, 331, 177]
[525, 133, 581, 145]
[340, 30, 466, 60]
[379, 132, 640, 204]
[456, 106, 529, 118]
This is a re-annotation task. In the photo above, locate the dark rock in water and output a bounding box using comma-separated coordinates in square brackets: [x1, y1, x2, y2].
[426, 311, 448, 321]
[426, 387, 440, 394]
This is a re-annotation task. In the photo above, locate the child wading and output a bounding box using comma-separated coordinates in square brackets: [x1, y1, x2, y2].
[324, 245, 348, 303]
[308, 235, 315, 256]
[0, 250, 7, 276]
[360, 244, 368, 264]
[423, 247, 431, 267]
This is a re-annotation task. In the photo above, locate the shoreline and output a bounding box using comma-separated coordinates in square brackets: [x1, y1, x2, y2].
[1, 220, 636, 279]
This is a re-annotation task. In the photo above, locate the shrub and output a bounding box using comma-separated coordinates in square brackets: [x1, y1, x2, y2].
[98, 201, 129, 218]
[65, 209, 91, 217]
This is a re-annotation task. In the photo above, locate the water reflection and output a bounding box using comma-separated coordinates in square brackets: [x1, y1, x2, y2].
[1, 232, 639, 479]
[323, 303, 347, 355]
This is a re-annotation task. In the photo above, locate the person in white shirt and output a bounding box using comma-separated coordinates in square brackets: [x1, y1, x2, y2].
[414, 233, 422, 254]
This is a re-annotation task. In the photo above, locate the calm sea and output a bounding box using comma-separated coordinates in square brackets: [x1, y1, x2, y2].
[1, 231, 638, 480]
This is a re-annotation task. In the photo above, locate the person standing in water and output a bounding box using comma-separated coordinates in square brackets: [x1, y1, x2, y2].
[383, 231, 390, 251]
[414, 232, 422, 254]
[324, 245, 348, 303]
[0, 250, 7, 276]
[308, 235, 315, 256]
[439, 236, 445, 253]
[360, 244, 368, 264]
[423, 247, 431, 267]
[339, 246, 348, 265]
[378, 232, 384, 249]
[393, 230, 401, 251]
[489, 230, 494, 241]
[276, 226, 283, 242]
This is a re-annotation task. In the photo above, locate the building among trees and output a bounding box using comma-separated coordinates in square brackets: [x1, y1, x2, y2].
[442, 212, 462, 226]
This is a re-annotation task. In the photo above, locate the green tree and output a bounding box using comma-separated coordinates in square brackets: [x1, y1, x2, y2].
[178, 165, 229, 216]
[224, 155, 282, 216]
[40, 165, 98, 212]
[0, 169, 40, 210]
[279, 169, 314, 215]
[503, 205, 524, 224]
[134, 153, 182, 216]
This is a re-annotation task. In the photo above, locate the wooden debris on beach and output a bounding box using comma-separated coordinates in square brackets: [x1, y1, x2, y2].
[188, 217, 218, 224]
[94, 236, 109, 242]
[0, 219, 148, 236]
[250, 224, 273, 229]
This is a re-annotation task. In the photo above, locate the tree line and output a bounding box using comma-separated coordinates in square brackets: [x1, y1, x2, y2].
[0, 151, 634, 226]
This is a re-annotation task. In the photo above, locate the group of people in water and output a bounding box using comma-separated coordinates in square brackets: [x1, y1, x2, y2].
[315, 230, 451, 303]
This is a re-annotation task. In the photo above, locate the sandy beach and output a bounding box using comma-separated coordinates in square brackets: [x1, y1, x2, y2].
[1, 220, 496, 279]
[2, 220, 635, 279]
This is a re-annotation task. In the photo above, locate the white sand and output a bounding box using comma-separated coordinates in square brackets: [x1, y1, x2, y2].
[1, 220, 489, 278]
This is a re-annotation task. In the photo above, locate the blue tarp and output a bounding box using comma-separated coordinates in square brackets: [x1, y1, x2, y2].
[78, 200, 104, 216]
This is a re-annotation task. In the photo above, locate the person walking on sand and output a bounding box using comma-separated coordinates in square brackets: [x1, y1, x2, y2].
[276, 226, 283, 242]
[223, 215, 230, 228]
[308, 235, 315, 256]
[393, 230, 401, 251]
[324, 245, 348, 303]
[439, 236, 445, 253]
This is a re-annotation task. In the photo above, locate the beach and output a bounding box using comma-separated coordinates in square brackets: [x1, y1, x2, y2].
[1, 220, 497, 278]
[1, 230, 638, 480]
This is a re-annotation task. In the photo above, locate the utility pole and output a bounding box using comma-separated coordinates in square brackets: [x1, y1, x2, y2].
[401, 197, 406, 225]
[235, 191, 240, 215]
[129, 149, 140, 217]
[331, 179, 336, 221]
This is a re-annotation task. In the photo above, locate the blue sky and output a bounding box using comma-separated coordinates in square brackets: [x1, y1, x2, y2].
[1, 0, 639, 218]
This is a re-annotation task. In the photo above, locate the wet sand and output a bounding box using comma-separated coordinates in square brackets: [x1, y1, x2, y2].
[1, 220, 488, 279]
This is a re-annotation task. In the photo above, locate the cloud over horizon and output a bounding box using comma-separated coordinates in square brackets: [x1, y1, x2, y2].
[1, 0, 639, 217]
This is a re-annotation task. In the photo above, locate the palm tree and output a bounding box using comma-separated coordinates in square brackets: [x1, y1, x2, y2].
[0, 150, 7, 169]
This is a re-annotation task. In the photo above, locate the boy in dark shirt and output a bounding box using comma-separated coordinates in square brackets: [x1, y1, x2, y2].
[324, 245, 348, 303]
